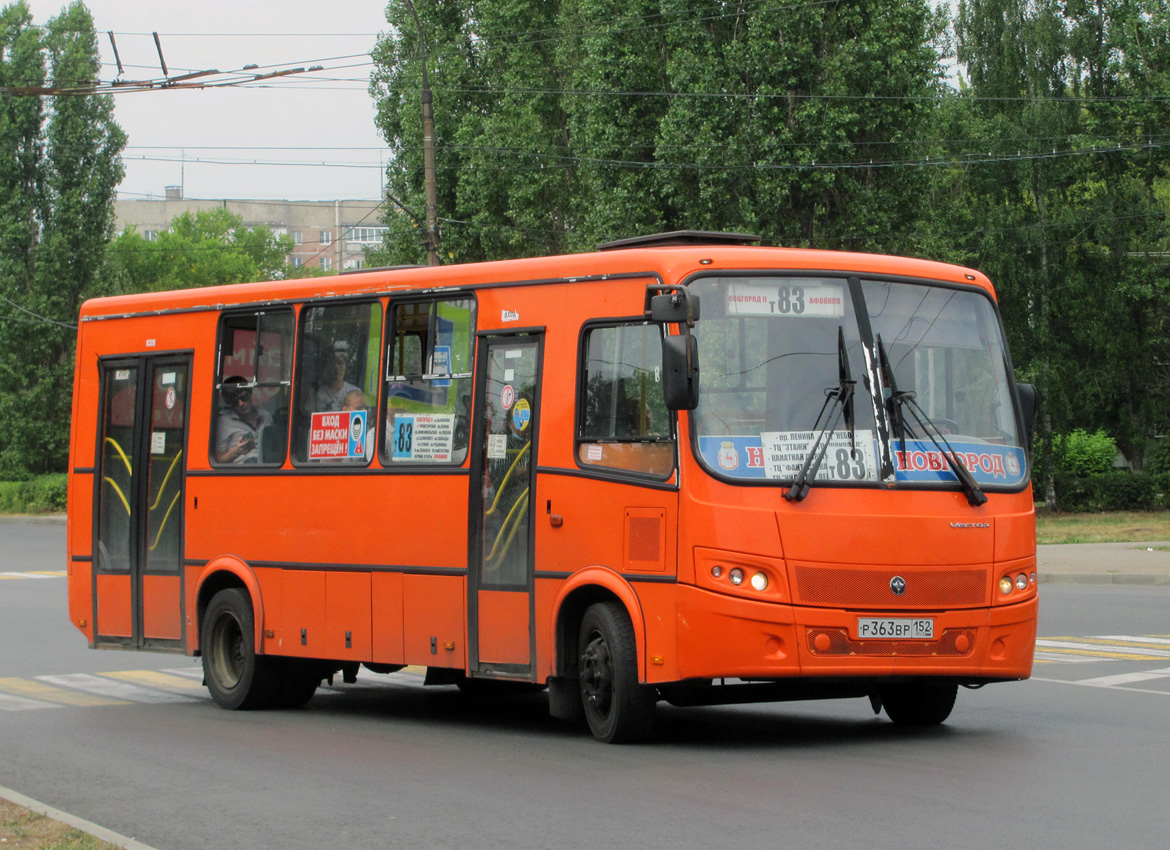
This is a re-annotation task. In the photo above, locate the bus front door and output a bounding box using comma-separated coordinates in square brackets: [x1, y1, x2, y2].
[469, 334, 542, 678]
[93, 356, 189, 650]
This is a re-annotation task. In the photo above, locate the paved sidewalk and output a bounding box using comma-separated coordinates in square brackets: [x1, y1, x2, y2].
[1039, 541, 1170, 586]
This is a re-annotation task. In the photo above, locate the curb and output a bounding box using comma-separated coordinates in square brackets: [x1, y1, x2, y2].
[0, 785, 159, 850]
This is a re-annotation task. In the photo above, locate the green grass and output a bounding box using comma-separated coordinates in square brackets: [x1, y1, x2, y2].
[1035, 509, 1170, 544]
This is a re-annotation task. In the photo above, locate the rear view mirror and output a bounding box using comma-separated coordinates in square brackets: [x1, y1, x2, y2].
[1016, 382, 1037, 444]
[662, 334, 699, 410]
[649, 292, 701, 324]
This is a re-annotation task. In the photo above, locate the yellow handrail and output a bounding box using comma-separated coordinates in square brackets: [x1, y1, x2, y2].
[102, 477, 131, 516]
[149, 490, 182, 551]
[148, 450, 183, 511]
[485, 488, 528, 567]
[105, 437, 132, 475]
[485, 441, 530, 518]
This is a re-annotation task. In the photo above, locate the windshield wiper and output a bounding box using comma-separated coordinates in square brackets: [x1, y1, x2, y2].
[876, 335, 988, 508]
[786, 327, 855, 503]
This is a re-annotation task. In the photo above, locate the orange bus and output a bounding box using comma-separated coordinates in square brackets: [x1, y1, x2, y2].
[65, 231, 1038, 742]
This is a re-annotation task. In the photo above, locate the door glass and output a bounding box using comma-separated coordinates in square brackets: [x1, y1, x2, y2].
[479, 343, 538, 586]
[97, 366, 139, 573]
[145, 365, 186, 573]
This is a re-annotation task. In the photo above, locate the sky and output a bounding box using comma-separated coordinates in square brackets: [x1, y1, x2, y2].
[25, 0, 393, 202]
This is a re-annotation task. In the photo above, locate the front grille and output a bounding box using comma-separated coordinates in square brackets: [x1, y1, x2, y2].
[793, 565, 988, 608]
[806, 628, 976, 657]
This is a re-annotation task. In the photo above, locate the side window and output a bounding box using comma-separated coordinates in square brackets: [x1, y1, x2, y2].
[577, 322, 674, 478]
[382, 297, 475, 465]
[213, 310, 294, 466]
[292, 300, 382, 465]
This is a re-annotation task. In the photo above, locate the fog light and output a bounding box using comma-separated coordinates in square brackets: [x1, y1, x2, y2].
[711, 565, 723, 579]
[1030, 572, 1037, 585]
[750, 572, 768, 591]
[1016, 573, 1028, 591]
[999, 576, 1014, 594]
[729, 568, 744, 586]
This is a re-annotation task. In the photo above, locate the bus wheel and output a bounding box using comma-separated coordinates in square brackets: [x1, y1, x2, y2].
[201, 588, 277, 710]
[880, 681, 959, 726]
[578, 602, 655, 743]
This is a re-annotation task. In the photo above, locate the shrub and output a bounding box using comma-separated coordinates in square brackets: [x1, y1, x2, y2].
[1055, 471, 1159, 512]
[0, 474, 68, 514]
[1054, 429, 1119, 477]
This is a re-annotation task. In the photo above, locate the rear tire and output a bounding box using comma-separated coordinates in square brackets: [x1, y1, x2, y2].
[201, 588, 278, 710]
[880, 681, 958, 726]
[578, 602, 656, 743]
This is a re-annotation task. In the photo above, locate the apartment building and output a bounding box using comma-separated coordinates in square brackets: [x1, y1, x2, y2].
[114, 187, 388, 272]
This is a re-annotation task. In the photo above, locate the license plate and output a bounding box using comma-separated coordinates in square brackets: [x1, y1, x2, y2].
[856, 617, 934, 640]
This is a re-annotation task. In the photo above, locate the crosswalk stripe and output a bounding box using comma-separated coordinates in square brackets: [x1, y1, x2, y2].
[0, 571, 58, 579]
[161, 666, 204, 681]
[102, 670, 207, 694]
[1075, 667, 1170, 687]
[1034, 652, 1098, 663]
[0, 691, 62, 711]
[0, 677, 129, 707]
[1045, 636, 1170, 652]
[1035, 640, 1170, 660]
[37, 673, 198, 704]
[1092, 635, 1170, 646]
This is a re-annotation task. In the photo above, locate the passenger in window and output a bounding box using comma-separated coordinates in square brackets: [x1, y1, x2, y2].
[315, 342, 361, 411]
[215, 376, 271, 463]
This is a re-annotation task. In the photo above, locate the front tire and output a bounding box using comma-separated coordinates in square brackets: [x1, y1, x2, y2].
[578, 602, 656, 743]
[201, 588, 277, 710]
[880, 681, 958, 726]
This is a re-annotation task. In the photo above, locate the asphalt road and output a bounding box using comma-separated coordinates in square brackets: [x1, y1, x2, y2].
[2, 518, 1168, 850]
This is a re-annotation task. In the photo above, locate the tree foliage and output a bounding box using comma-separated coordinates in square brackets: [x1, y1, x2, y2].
[0, 1, 125, 478]
[106, 209, 296, 294]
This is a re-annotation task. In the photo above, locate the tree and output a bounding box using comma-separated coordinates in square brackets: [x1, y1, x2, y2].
[368, 0, 947, 264]
[0, 1, 125, 478]
[106, 209, 297, 294]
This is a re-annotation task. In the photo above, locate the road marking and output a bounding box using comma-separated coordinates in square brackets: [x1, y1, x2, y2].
[1045, 635, 1170, 652]
[1034, 652, 1098, 663]
[1032, 676, 1170, 697]
[37, 673, 198, 704]
[1074, 667, 1170, 687]
[1092, 635, 1170, 646]
[1033, 644, 1170, 661]
[102, 670, 208, 694]
[0, 677, 129, 707]
[0, 571, 62, 580]
[0, 691, 62, 711]
[161, 666, 204, 680]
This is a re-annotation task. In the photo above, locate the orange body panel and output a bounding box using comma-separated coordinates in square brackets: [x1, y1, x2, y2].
[64, 242, 1034, 701]
[141, 575, 182, 640]
[477, 591, 530, 664]
[95, 574, 132, 638]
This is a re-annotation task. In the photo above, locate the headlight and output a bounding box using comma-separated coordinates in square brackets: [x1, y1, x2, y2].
[1016, 573, 1029, 591]
[999, 576, 1014, 594]
[729, 568, 744, 586]
[710, 565, 723, 579]
[750, 572, 768, 591]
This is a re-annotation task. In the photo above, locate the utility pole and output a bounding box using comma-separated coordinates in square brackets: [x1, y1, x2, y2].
[404, 0, 440, 266]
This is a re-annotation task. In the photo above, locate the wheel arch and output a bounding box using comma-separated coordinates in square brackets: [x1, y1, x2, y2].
[550, 567, 646, 683]
[193, 556, 266, 654]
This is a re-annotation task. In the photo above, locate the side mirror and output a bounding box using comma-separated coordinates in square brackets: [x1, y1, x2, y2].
[1017, 382, 1037, 444]
[662, 334, 699, 410]
[649, 292, 701, 324]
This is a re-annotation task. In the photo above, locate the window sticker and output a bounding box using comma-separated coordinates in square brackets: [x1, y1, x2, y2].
[512, 398, 531, 432]
[487, 433, 508, 460]
[115, 369, 130, 381]
[760, 430, 877, 482]
[151, 431, 167, 455]
[391, 413, 455, 462]
[161, 372, 176, 385]
[431, 345, 451, 388]
[501, 385, 515, 410]
[309, 411, 368, 460]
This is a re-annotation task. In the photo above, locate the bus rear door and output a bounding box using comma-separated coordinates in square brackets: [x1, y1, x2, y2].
[92, 355, 189, 650]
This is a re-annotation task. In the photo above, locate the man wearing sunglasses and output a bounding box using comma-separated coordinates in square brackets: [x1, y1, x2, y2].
[215, 375, 271, 463]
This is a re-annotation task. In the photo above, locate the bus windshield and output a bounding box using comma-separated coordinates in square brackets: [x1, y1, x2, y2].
[689, 275, 1028, 490]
